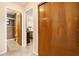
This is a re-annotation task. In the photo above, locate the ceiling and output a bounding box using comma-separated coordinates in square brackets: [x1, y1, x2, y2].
[14, 2, 28, 6]
[7, 2, 42, 15]
[14, 2, 42, 6]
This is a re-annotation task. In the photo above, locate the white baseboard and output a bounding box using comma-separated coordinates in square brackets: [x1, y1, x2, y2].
[32, 52, 38, 56]
[0, 50, 7, 55]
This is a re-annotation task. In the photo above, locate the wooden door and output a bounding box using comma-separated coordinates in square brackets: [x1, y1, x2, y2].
[39, 2, 79, 56]
[16, 13, 22, 46]
[39, 3, 51, 56]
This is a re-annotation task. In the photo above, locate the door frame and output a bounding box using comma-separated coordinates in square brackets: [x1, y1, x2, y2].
[5, 7, 22, 52]
[24, 7, 34, 48]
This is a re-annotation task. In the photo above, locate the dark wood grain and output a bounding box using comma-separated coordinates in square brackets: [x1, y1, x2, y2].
[38, 2, 79, 56]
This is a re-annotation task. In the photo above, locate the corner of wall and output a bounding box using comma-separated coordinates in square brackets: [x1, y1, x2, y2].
[0, 50, 7, 55]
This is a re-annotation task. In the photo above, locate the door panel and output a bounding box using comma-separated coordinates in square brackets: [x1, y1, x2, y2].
[16, 13, 22, 46]
[39, 2, 79, 56]
[39, 3, 51, 56]
[63, 3, 79, 55]
[50, 2, 67, 55]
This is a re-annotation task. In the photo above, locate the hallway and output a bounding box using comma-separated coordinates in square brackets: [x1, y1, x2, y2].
[0, 2, 38, 56]
[0, 2, 79, 56]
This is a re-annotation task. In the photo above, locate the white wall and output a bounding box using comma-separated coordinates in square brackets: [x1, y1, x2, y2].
[0, 3, 23, 54]
[26, 9, 33, 31]
[0, 3, 6, 54]
[24, 3, 38, 55]
[26, 15, 33, 31]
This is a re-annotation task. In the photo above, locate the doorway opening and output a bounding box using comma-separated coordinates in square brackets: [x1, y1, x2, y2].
[6, 8, 19, 52]
[25, 8, 33, 48]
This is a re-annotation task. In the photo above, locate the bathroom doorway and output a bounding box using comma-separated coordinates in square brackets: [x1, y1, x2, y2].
[6, 8, 22, 52]
[7, 8, 17, 51]
[25, 8, 34, 47]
